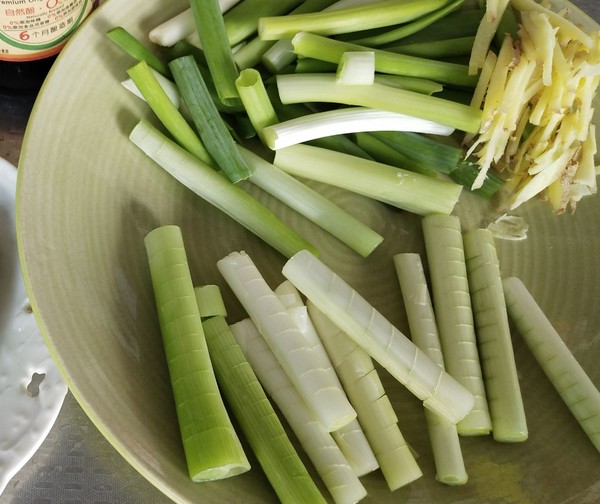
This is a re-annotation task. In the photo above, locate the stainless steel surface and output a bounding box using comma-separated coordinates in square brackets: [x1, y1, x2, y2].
[1, 1, 599, 502]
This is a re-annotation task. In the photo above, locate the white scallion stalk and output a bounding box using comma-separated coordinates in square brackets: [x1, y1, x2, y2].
[129, 120, 317, 259]
[422, 214, 492, 436]
[262, 107, 454, 150]
[121, 70, 181, 109]
[144, 226, 250, 481]
[336, 51, 375, 85]
[463, 229, 528, 442]
[503, 277, 600, 454]
[281, 249, 475, 425]
[308, 302, 423, 491]
[273, 281, 379, 477]
[217, 251, 357, 432]
[393, 253, 468, 485]
[148, 1, 242, 47]
[273, 143, 462, 216]
[276, 73, 481, 133]
[230, 318, 367, 504]
[237, 146, 383, 257]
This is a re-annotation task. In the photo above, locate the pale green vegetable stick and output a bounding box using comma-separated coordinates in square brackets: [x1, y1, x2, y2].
[422, 214, 492, 436]
[230, 318, 367, 504]
[503, 277, 600, 453]
[144, 225, 249, 481]
[463, 229, 528, 442]
[282, 249, 475, 424]
[273, 281, 379, 477]
[393, 252, 468, 485]
[217, 251, 357, 432]
[308, 302, 423, 491]
[199, 305, 328, 503]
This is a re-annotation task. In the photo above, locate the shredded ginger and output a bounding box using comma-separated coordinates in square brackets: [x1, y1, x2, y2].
[465, 0, 600, 214]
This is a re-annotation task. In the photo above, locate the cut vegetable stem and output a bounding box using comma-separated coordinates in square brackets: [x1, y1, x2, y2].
[463, 229, 528, 442]
[503, 277, 600, 454]
[144, 225, 249, 481]
[394, 253, 468, 485]
[202, 312, 328, 504]
[230, 318, 367, 504]
[422, 214, 492, 436]
[282, 249, 475, 424]
[129, 120, 317, 259]
[217, 251, 357, 432]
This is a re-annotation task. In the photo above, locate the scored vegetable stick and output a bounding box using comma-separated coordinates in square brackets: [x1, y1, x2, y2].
[200, 311, 328, 503]
[393, 253, 468, 485]
[230, 318, 367, 504]
[422, 214, 492, 436]
[217, 251, 357, 432]
[308, 302, 423, 491]
[144, 225, 249, 481]
[273, 281, 379, 477]
[281, 249, 475, 425]
[463, 230, 528, 442]
[503, 277, 600, 454]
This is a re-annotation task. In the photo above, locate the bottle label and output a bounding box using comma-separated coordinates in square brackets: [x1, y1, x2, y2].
[0, 0, 94, 62]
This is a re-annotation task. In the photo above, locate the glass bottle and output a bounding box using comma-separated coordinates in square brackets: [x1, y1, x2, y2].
[0, 0, 99, 92]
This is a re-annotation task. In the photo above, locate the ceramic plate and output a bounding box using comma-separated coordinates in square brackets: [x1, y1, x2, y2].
[0, 157, 68, 495]
[15, 1, 600, 503]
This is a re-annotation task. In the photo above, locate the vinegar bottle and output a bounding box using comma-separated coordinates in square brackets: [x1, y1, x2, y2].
[0, 0, 99, 91]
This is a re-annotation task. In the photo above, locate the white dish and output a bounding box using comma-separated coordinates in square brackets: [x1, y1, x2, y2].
[0, 157, 68, 495]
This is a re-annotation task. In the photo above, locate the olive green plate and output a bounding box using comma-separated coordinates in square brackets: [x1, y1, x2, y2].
[16, 0, 600, 502]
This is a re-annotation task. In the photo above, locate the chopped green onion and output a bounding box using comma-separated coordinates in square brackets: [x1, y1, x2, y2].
[199, 292, 328, 504]
[234, 0, 340, 70]
[308, 302, 423, 491]
[127, 60, 213, 166]
[217, 251, 357, 432]
[235, 68, 279, 144]
[129, 120, 317, 259]
[366, 131, 504, 198]
[290, 32, 479, 88]
[348, 0, 466, 46]
[503, 277, 600, 454]
[387, 36, 476, 59]
[282, 249, 475, 425]
[422, 214, 492, 436]
[169, 55, 251, 183]
[148, 1, 242, 47]
[463, 229, 528, 442]
[276, 73, 481, 133]
[188, 0, 240, 107]
[194, 285, 227, 319]
[273, 143, 463, 216]
[238, 146, 384, 257]
[121, 69, 181, 109]
[354, 132, 437, 177]
[144, 225, 249, 481]
[394, 253, 468, 485]
[394, 8, 483, 44]
[336, 51, 375, 85]
[263, 107, 454, 150]
[258, 0, 452, 40]
[106, 26, 171, 77]
[230, 318, 366, 504]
